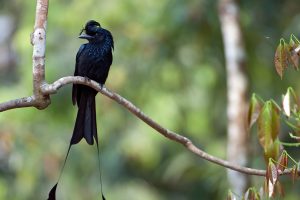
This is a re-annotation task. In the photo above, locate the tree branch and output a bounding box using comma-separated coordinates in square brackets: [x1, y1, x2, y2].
[40, 76, 297, 177]
[1, 76, 299, 176]
[0, 96, 35, 112]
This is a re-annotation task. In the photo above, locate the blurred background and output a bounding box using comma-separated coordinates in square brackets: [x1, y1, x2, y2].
[0, 0, 300, 199]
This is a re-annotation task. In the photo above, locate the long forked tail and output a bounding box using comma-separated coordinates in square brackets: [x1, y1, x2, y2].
[71, 91, 97, 145]
[47, 89, 105, 200]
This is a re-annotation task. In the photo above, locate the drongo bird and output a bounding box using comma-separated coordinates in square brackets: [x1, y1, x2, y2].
[48, 20, 113, 200]
[72, 20, 114, 145]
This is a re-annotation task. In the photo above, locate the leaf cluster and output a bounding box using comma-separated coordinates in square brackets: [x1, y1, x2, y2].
[274, 34, 300, 79]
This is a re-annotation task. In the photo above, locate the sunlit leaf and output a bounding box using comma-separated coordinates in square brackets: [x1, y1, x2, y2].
[248, 94, 264, 128]
[282, 91, 291, 117]
[268, 179, 275, 198]
[267, 161, 278, 184]
[282, 87, 300, 117]
[274, 39, 289, 79]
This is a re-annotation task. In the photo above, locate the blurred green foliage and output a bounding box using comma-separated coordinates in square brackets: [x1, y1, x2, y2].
[0, 0, 300, 199]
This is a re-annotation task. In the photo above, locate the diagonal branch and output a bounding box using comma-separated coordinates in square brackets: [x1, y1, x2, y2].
[1, 76, 300, 176]
[40, 76, 269, 177]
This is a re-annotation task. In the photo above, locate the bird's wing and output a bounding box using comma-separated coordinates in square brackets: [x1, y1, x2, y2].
[72, 44, 86, 105]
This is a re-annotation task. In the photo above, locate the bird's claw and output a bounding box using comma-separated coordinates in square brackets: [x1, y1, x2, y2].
[99, 83, 104, 90]
[84, 76, 91, 82]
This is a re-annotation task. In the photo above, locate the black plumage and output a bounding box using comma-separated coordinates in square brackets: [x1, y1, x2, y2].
[48, 20, 113, 200]
[72, 20, 114, 145]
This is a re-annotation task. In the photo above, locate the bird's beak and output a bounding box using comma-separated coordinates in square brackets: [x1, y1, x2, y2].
[78, 32, 94, 40]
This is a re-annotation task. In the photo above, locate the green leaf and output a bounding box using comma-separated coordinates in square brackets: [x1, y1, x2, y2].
[274, 39, 289, 79]
[244, 187, 261, 200]
[290, 34, 300, 45]
[264, 139, 280, 162]
[258, 101, 280, 148]
[227, 190, 236, 200]
[248, 94, 264, 128]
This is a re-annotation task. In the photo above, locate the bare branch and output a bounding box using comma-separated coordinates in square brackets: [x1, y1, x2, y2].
[31, 0, 50, 109]
[0, 0, 50, 112]
[0, 96, 35, 112]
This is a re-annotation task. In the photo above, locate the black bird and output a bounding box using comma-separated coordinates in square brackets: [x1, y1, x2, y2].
[48, 20, 113, 200]
[72, 20, 114, 145]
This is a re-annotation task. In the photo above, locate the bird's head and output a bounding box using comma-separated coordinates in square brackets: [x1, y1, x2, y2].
[78, 20, 113, 47]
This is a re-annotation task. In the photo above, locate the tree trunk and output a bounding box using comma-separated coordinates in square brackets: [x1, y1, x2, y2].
[218, 0, 250, 195]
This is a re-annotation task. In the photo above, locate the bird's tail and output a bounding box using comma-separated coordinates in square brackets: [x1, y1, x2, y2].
[71, 91, 97, 145]
[47, 89, 102, 200]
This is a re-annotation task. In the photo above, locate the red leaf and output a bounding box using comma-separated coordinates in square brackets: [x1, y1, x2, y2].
[290, 165, 299, 183]
[277, 151, 288, 172]
[274, 39, 289, 79]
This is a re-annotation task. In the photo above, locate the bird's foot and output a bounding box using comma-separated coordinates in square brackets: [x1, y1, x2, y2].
[84, 76, 91, 82]
[99, 83, 104, 90]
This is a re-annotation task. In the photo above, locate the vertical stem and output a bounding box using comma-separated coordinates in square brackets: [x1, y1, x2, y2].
[218, 0, 249, 195]
[31, 0, 50, 109]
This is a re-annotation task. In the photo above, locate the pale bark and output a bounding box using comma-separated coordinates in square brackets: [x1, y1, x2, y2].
[218, 0, 250, 195]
